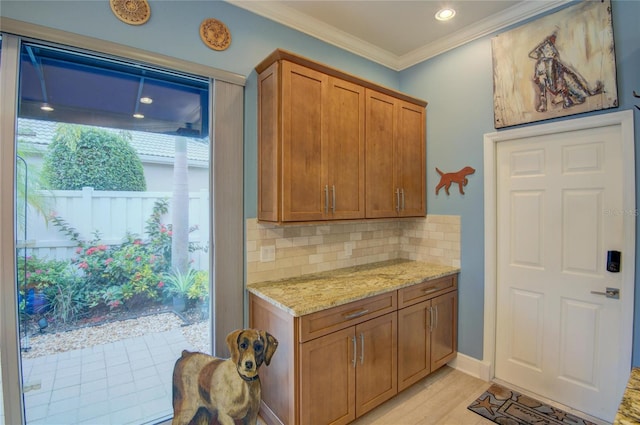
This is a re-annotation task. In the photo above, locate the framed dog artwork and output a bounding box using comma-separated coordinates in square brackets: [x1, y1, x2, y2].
[492, 0, 617, 128]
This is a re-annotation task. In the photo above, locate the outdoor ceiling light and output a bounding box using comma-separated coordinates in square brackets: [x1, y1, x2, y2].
[140, 96, 153, 104]
[40, 103, 54, 112]
[133, 113, 145, 119]
[435, 7, 456, 21]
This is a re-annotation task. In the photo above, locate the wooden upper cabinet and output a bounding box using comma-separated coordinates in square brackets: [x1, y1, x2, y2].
[257, 49, 425, 223]
[396, 101, 426, 217]
[281, 61, 327, 222]
[257, 61, 279, 222]
[365, 90, 397, 218]
[366, 89, 426, 218]
[326, 78, 366, 220]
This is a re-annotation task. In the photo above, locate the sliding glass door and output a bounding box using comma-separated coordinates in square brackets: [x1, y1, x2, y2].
[6, 37, 214, 425]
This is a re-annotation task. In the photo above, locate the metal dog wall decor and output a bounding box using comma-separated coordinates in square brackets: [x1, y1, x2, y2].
[491, 0, 617, 128]
[172, 329, 278, 425]
[435, 166, 475, 196]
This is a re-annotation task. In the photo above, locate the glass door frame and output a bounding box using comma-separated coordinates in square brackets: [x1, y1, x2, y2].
[0, 29, 246, 425]
[0, 32, 25, 425]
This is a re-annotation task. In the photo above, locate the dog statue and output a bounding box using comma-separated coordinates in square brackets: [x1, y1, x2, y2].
[435, 166, 475, 195]
[172, 329, 278, 425]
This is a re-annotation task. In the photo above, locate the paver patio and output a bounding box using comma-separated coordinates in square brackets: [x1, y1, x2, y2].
[19, 328, 193, 425]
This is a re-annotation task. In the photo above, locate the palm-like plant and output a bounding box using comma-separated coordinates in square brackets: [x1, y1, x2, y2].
[16, 147, 51, 233]
[163, 267, 197, 298]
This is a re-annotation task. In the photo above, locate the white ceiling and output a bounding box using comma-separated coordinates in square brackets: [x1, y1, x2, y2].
[228, 0, 570, 71]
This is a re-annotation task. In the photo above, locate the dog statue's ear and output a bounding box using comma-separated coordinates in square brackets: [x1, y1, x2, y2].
[261, 331, 278, 366]
[226, 329, 243, 363]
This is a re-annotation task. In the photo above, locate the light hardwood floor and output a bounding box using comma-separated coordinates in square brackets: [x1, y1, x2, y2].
[351, 367, 493, 425]
[259, 366, 494, 425]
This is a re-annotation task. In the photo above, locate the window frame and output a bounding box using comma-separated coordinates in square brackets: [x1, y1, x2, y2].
[0, 21, 245, 425]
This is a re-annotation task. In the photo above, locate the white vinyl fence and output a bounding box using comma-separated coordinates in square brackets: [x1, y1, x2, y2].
[18, 187, 210, 270]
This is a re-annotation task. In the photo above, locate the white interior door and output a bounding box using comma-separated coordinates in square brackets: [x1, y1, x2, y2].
[494, 121, 633, 422]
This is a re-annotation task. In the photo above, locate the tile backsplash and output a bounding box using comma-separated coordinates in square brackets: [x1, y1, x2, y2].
[246, 216, 460, 284]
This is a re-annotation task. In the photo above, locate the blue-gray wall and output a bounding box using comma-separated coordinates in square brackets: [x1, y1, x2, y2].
[1, 0, 639, 364]
[399, 0, 640, 360]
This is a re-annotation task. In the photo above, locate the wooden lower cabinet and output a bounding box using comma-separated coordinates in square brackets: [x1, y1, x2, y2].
[398, 290, 458, 391]
[300, 313, 397, 425]
[249, 274, 457, 425]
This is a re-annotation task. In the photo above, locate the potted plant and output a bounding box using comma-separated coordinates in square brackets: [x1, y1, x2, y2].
[163, 267, 197, 312]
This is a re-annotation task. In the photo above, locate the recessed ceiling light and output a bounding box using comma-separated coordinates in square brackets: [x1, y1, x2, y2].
[40, 103, 54, 112]
[140, 97, 153, 104]
[133, 113, 144, 119]
[435, 7, 456, 21]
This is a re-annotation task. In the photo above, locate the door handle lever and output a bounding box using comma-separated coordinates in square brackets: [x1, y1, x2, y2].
[590, 287, 620, 299]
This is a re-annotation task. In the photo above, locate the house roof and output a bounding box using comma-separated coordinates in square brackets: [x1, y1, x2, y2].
[16, 118, 209, 166]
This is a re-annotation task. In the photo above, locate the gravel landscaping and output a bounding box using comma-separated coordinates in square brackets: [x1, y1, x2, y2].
[21, 312, 210, 359]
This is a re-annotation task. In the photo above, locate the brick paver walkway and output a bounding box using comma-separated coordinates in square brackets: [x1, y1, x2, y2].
[19, 329, 193, 425]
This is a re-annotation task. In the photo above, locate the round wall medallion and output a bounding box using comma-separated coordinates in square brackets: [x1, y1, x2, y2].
[199, 18, 231, 51]
[110, 0, 151, 26]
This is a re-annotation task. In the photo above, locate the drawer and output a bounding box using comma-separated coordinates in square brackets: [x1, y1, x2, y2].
[299, 291, 397, 343]
[398, 274, 457, 309]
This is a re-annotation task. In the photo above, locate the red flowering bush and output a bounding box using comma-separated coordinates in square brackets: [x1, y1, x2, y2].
[49, 200, 176, 314]
[102, 238, 167, 305]
[34, 198, 207, 324]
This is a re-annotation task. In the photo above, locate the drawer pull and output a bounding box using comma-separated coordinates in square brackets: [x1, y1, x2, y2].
[422, 287, 439, 295]
[343, 308, 369, 320]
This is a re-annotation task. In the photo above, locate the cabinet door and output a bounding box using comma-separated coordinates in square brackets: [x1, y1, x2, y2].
[431, 291, 458, 371]
[258, 61, 280, 222]
[281, 61, 328, 222]
[396, 100, 426, 217]
[300, 327, 356, 425]
[355, 312, 397, 417]
[397, 301, 430, 391]
[365, 89, 397, 218]
[327, 77, 365, 219]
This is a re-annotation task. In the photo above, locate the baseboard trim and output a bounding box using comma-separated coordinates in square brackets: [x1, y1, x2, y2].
[449, 353, 492, 382]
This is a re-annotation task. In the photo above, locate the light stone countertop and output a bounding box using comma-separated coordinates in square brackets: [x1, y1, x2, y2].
[614, 367, 640, 424]
[247, 259, 460, 317]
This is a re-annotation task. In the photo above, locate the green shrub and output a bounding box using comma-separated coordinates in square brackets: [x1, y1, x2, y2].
[162, 267, 197, 298]
[17, 255, 71, 290]
[42, 124, 146, 191]
[44, 200, 206, 319]
[49, 200, 180, 313]
[45, 276, 88, 323]
[187, 270, 210, 301]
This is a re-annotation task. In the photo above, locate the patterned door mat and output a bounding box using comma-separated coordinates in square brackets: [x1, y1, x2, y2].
[468, 383, 597, 425]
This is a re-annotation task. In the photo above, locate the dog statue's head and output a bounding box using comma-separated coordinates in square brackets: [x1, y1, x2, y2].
[226, 329, 278, 381]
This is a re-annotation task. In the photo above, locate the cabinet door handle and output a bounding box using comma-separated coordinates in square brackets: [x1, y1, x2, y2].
[360, 332, 365, 365]
[395, 188, 400, 212]
[332, 185, 336, 214]
[434, 305, 439, 329]
[324, 185, 329, 214]
[352, 336, 357, 367]
[428, 306, 434, 332]
[422, 286, 439, 295]
[401, 188, 405, 211]
[343, 308, 369, 320]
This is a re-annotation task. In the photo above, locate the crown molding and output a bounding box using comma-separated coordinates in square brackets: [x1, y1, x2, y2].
[399, 0, 570, 70]
[227, 0, 571, 71]
[226, 0, 398, 68]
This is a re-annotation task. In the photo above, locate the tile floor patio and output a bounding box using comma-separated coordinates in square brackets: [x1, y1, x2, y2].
[15, 328, 194, 425]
